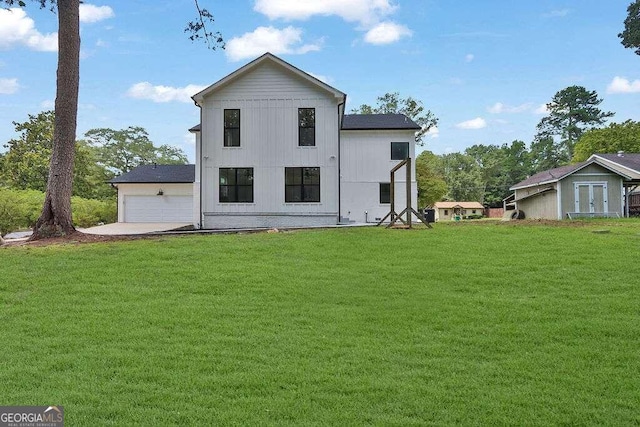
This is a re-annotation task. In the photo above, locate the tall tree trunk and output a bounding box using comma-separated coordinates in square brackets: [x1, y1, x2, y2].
[31, 0, 80, 239]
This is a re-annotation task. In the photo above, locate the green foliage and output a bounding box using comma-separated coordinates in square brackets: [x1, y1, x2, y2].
[351, 92, 438, 144]
[415, 150, 447, 207]
[0, 187, 115, 235]
[1, 225, 639, 424]
[85, 127, 188, 175]
[441, 152, 485, 203]
[0, 111, 116, 199]
[535, 86, 614, 163]
[619, 0, 640, 55]
[0, 111, 54, 192]
[0, 188, 43, 235]
[573, 120, 640, 162]
[71, 196, 117, 227]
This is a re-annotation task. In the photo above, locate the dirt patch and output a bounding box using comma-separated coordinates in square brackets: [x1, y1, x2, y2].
[1, 231, 161, 248]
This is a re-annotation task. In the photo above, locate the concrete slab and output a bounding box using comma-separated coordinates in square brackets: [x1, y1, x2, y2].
[79, 223, 192, 236]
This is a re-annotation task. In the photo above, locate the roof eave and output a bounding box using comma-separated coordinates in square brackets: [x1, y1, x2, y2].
[192, 52, 345, 104]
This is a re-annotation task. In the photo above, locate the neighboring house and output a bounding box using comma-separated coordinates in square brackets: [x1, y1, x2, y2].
[109, 164, 196, 223]
[433, 201, 484, 221]
[110, 53, 421, 228]
[508, 153, 640, 219]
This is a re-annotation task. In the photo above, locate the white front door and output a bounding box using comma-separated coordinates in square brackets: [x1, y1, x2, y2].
[574, 182, 608, 213]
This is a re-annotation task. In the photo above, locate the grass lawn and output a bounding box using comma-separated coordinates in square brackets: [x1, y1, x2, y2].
[1, 221, 639, 425]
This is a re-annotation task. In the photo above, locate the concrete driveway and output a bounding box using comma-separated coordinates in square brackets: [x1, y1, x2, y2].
[79, 223, 192, 236]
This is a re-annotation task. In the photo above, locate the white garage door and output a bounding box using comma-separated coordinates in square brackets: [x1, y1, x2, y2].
[124, 195, 192, 223]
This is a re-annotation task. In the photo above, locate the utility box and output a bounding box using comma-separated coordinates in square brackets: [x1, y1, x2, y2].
[424, 209, 435, 223]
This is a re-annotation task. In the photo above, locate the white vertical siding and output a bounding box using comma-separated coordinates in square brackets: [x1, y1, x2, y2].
[199, 61, 341, 228]
[340, 130, 418, 223]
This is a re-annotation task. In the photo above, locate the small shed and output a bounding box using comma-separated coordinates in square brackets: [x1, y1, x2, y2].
[110, 164, 196, 224]
[433, 201, 484, 221]
[509, 158, 630, 219]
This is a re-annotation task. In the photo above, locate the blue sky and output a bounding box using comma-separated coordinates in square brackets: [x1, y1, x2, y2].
[1, 0, 639, 162]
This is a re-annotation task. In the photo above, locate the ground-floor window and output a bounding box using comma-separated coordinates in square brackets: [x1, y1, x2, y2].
[380, 183, 390, 204]
[219, 168, 253, 203]
[285, 167, 320, 202]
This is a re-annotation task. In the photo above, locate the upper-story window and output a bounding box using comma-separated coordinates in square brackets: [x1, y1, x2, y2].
[391, 142, 409, 160]
[224, 109, 240, 147]
[298, 108, 315, 146]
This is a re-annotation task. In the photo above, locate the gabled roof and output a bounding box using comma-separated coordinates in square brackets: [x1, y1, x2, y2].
[510, 158, 632, 190]
[433, 201, 484, 209]
[590, 153, 640, 180]
[189, 124, 200, 132]
[342, 114, 421, 130]
[510, 163, 585, 190]
[110, 164, 195, 184]
[192, 52, 346, 104]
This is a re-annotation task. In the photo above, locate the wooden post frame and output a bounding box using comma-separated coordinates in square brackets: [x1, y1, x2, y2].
[377, 158, 432, 229]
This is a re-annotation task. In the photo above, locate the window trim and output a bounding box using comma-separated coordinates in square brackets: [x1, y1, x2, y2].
[219, 167, 253, 203]
[298, 108, 316, 147]
[391, 141, 410, 160]
[285, 167, 320, 203]
[223, 109, 240, 147]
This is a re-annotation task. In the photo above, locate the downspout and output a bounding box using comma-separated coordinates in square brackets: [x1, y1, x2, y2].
[337, 95, 346, 223]
[199, 105, 203, 229]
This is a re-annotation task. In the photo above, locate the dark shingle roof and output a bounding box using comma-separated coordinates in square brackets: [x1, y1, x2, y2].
[594, 153, 640, 172]
[110, 164, 195, 184]
[510, 162, 585, 190]
[189, 124, 201, 132]
[342, 114, 421, 130]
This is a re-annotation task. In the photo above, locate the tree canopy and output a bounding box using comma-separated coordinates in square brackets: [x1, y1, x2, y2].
[351, 92, 438, 144]
[534, 86, 613, 166]
[573, 120, 640, 162]
[84, 127, 187, 176]
[415, 151, 447, 208]
[619, 0, 640, 55]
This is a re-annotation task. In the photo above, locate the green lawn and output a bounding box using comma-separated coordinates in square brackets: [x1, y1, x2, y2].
[1, 222, 639, 425]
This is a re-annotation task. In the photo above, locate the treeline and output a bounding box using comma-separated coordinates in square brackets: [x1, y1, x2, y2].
[416, 86, 640, 208]
[0, 110, 188, 234]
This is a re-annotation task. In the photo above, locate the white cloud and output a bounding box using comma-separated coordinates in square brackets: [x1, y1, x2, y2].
[96, 38, 109, 48]
[254, 0, 396, 26]
[456, 117, 487, 130]
[226, 26, 322, 62]
[425, 126, 439, 139]
[364, 21, 412, 45]
[40, 99, 55, 109]
[0, 78, 19, 94]
[607, 76, 640, 94]
[543, 9, 570, 18]
[126, 82, 207, 103]
[308, 72, 333, 84]
[79, 4, 114, 23]
[487, 102, 532, 114]
[534, 103, 549, 115]
[465, 53, 474, 63]
[0, 8, 57, 52]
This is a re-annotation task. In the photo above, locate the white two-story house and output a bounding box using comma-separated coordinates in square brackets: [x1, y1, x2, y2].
[111, 53, 421, 229]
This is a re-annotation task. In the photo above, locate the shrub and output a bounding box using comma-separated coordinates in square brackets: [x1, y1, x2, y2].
[71, 196, 117, 227]
[464, 214, 484, 220]
[0, 188, 116, 235]
[0, 188, 43, 235]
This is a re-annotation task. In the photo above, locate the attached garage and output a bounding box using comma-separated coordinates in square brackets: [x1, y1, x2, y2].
[110, 164, 196, 225]
[123, 195, 193, 223]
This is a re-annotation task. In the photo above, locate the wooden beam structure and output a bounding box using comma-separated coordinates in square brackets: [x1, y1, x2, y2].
[377, 158, 432, 229]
